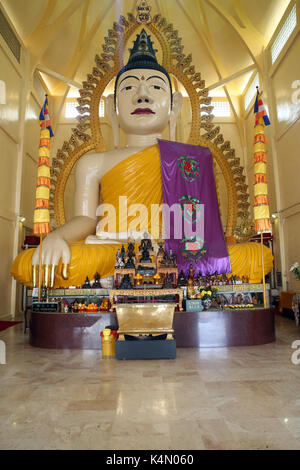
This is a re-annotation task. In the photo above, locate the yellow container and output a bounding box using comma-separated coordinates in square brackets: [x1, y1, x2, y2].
[101, 328, 116, 358]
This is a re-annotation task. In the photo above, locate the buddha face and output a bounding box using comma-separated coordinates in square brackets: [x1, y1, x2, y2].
[115, 68, 172, 135]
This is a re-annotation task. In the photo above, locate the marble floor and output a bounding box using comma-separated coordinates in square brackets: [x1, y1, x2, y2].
[0, 316, 300, 450]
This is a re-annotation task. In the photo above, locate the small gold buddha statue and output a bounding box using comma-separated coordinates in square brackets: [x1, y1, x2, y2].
[187, 278, 196, 299]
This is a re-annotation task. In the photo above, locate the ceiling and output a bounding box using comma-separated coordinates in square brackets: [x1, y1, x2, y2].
[1, 0, 290, 105]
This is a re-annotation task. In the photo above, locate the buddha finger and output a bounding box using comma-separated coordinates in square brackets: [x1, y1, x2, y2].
[50, 265, 56, 288]
[44, 265, 50, 288]
[62, 263, 69, 280]
[61, 248, 71, 280]
[32, 265, 38, 287]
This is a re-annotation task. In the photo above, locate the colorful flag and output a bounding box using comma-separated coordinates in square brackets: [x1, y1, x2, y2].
[253, 88, 271, 233]
[39, 95, 54, 137]
[254, 90, 271, 127]
[33, 95, 54, 235]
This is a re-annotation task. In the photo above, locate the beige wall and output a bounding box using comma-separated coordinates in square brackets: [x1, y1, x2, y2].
[0, 18, 47, 316]
[268, 26, 300, 292]
[0, 36, 21, 317]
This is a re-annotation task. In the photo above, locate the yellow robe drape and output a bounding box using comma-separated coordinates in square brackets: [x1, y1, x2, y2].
[11, 145, 273, 287]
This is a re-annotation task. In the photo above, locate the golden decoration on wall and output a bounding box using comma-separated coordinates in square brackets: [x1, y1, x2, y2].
[50, 12, 251, 239]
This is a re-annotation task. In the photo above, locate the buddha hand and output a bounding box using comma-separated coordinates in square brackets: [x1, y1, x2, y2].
[32, 233, 71, 288]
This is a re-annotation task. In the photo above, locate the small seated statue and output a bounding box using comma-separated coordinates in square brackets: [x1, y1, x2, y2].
[93, 272, 101, 288]
[140, 245, 152, 263]
[163, 273, 174, 288]
[120, 274, 132, 289]
[177, 269, 187, 287]
[82, 276, 91, 289]
[124, 252, 135, 269]
[139, 233, 153, 252]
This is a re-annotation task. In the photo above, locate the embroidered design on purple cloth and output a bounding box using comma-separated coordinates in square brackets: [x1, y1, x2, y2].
[180, 236, 207, 261]
[179, 195, 203, 224]
[177, 155, 200, 182]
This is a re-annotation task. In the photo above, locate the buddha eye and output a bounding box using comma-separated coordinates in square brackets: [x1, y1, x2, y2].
[121, 85, 134, 92]
[153, 85, 161, 90]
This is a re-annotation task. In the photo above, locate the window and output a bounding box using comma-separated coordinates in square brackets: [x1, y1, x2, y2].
[271, 4, 297, 64]
[210, 100, 231, 117]
[65, 99, 105, 118]
[244, 73, 259, 110]
[65, 101, 80, 118]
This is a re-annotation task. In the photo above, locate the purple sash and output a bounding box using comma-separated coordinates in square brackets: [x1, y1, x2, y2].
[158, 139, 231, 275]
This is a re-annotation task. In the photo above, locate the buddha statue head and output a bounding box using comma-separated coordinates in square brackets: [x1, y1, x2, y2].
[107, 29, 183, 146]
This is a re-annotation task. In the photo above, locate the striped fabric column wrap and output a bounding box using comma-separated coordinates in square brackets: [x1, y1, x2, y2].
[253, 123, 271, 233]
[33, 128, 51, 234]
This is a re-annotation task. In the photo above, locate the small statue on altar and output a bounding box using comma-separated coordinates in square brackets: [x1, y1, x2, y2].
[139, 232, 153, 252]
[163, 273, 174, 288]
[124, 240, 135, 268]
[93, 272, 101, 288]
[157, 238, 165, 255]
[221, 274, 227, 285]
[140, 244, 152, 263]
[82, 276, 91, 289]
[169, 249, 177, 267]
[121, 245, 126, 262]
[187, 263, 195, 280]
[124, 252, 135, 269]
[159, 250, 169, 267]
[177, 270, 187, 287]
[187, 278, 196, 299]
[127, 240, 135, 256]
[115, 249, 125, 268]
[120, 274, 132, 289]
[213, 272, 219, 286]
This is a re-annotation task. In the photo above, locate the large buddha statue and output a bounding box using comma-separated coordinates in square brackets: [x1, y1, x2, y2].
[11, 30, 273, 287]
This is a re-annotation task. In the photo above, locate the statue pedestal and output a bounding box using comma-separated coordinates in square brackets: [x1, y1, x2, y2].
[28, 307, 275, 350]
[116, 339, 176, 360]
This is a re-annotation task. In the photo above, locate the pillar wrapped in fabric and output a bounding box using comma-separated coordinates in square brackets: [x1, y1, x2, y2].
[253, 90, 271, 234]
[33, 96, 53, 236]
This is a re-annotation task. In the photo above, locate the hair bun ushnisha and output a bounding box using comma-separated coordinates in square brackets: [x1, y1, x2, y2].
[114, 28, 173, 106]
